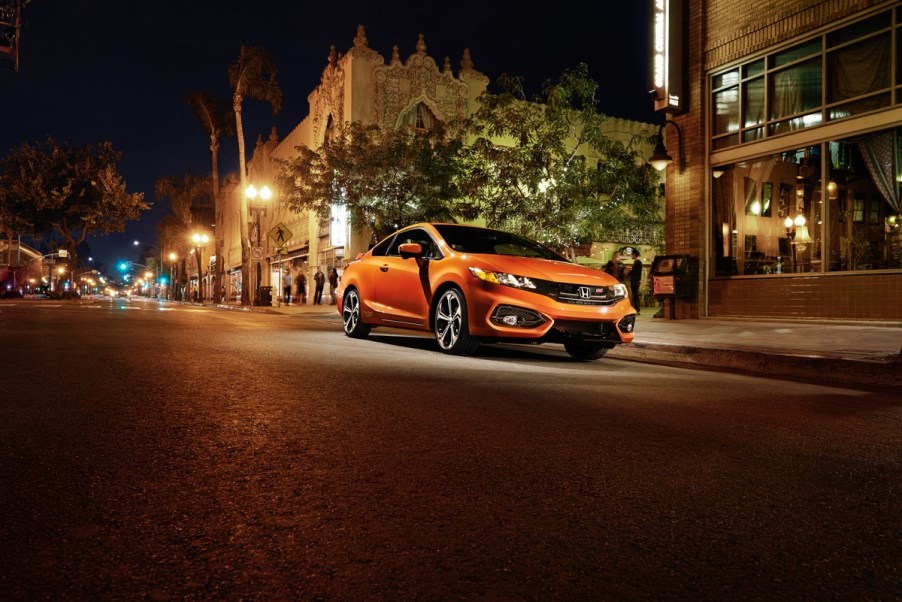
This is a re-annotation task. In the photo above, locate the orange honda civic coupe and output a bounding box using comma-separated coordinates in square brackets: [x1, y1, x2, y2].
[335, 223, 637, 360]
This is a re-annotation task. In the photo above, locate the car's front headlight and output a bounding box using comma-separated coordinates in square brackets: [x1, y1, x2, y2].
[611, 283, 628, 299]
[468, 267, 537, 290]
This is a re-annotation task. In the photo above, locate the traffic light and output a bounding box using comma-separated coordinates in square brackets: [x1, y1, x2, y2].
[118, 261, 129, 271]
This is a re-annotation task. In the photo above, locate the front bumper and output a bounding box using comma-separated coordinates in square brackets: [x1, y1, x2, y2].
[464, 282, 637, 344]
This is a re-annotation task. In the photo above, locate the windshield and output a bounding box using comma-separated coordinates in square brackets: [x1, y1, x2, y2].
[434, 224, 567, 261]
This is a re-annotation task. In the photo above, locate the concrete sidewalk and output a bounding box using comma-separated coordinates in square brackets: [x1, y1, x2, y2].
[611, 314, 902, 389]
[220, 299, 902, 389]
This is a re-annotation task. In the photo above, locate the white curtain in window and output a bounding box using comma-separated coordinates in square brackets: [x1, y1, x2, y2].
[403, 102, 436, 130]
[416, 103, 434, 129]
[771, 68, 800, 121]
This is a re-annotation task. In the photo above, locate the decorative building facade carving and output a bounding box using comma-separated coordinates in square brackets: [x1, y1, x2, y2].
[373, 35, 470, 129]
[310, 47, 346, 146]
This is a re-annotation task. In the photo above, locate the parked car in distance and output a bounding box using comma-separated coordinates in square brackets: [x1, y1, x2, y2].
[336, 223, 637, 360]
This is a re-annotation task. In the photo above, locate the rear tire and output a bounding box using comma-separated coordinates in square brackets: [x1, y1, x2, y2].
[433, 287, 480, 355]
[564, 340, 610, 361]
[342, 288, 371, 339]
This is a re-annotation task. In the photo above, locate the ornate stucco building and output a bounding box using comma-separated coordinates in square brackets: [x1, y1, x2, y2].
[211, 26, 658, 304]
[213, 27, 489, 302]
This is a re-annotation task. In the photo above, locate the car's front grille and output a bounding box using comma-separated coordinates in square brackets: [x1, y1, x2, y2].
[533, 280, 624, 305]
[552, 320, 619, 340]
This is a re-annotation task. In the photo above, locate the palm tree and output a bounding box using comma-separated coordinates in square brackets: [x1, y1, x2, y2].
[156, 214, 189, 300]
[228, 45, 282, 305]
[184, 91, 234, 304]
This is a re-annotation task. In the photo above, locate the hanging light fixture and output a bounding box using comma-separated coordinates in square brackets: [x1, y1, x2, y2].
[648, 132, 673, 171]
[648, 121, 685, 173]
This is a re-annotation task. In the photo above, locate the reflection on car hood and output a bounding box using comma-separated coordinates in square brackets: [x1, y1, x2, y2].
[465, 254, 615, 284]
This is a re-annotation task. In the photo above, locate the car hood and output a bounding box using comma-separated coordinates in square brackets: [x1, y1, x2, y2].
[465, 254, 617, 285]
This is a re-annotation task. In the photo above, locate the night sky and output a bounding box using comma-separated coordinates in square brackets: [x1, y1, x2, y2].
[2, 0, 659, 266]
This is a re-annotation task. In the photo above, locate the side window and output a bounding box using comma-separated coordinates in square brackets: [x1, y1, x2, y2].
[387, 228, 441, 259]
[370, 235, 396, 257]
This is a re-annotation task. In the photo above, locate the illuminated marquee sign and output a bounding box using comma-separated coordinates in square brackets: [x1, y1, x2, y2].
[650, 0, 685, 113]
[330, 203, 348, 247]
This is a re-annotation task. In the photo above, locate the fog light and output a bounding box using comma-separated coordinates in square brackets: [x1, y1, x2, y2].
[490, 305, 546, 328]
[618, 314, 636, 333]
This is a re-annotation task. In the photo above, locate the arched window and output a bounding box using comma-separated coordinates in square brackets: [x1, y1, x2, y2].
[324, 115, 336, 142]
[402, 102, 436, 131]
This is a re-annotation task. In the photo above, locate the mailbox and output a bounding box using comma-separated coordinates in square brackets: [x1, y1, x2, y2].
[651, 255, 693, 299]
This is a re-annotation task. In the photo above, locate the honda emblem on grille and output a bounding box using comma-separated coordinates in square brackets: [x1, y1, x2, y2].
[578, 286, 592, 299]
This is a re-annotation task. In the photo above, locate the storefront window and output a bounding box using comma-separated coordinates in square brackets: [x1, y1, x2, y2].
[712, 129, 902, 276]
[826, 130, 902, 271]
[712, 146, 821, 276]
[742, 77, 765, 128]
[769, 58, 823, 133]
[713, 81, 739, 137]
[711, 9, 897, 149]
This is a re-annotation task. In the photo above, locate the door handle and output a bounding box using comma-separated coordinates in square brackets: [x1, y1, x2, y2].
[380, 265, 389, 272]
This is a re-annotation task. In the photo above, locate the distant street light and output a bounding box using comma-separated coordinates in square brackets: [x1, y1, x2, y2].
[245, 183, 272, 305]
[192, 233, 209, 302]
[168, 252, 177, 300]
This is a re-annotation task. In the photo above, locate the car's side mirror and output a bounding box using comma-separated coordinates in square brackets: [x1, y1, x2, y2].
[399, 243, 423, 260]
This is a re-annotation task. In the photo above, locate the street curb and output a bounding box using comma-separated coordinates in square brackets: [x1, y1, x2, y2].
[141, 298, 902, 388]
[609, 342, 902, 389]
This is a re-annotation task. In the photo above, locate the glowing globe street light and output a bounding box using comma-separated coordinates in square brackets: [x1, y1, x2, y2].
[245, 183, 272, 305]
[192, 233, 209, 302]
[168, 252, 178, 300]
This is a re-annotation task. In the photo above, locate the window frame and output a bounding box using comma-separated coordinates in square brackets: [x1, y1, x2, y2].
[710, 8, 897, 151]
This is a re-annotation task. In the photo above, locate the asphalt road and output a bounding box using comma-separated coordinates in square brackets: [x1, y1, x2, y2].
[1, 299, 900, 600]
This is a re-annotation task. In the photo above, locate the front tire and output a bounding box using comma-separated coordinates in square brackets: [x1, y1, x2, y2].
[433, 287, 479, 355]
[342, 288, 371, 339]
[564, 340, 611, 361]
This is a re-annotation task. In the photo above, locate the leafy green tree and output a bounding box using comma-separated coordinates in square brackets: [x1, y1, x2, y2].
[0, 181, 28, 268]
[184, 90, 235, 302]
[228, 45, 282, 305]
[462, 64, 662, 254]
[276, 120, 468, 243]
[0, 137, 148, 276]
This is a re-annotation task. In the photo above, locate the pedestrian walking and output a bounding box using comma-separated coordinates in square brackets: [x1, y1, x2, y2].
[282, 268, 292, 305]
[313, 267, 325, 305]
[296, 271, 307, 304]
[629, 248, 643, 314]
[328, 267, 339, 305]
[604, 251, 623, 281]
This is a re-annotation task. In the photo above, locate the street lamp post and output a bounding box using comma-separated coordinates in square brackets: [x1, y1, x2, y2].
[245, 183, 272, 305]
[168, 252, 177, 300]
[192, 233, 209, 302]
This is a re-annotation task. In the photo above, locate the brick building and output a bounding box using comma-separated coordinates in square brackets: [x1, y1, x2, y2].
[656, 0, 902, 320]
